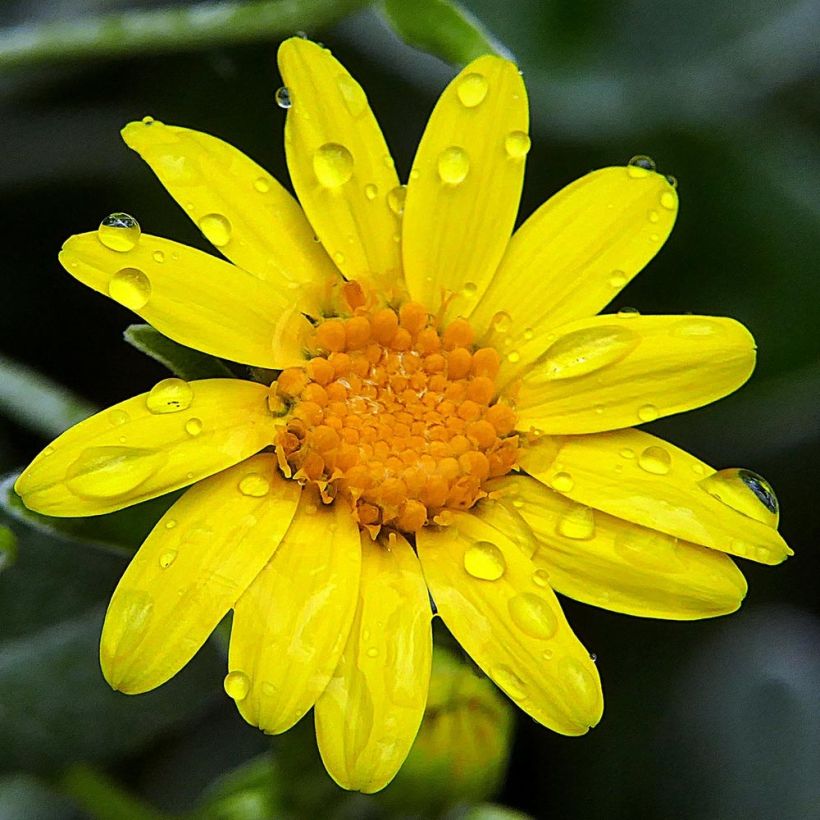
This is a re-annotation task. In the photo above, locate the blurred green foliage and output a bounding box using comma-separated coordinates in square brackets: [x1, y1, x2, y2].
[0, 0, 817, 817]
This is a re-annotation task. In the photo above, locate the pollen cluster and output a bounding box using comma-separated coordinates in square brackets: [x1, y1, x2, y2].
[272, 300, 519, 534]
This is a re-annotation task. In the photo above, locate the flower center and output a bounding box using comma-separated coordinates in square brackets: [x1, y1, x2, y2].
[272, 300, 519, 535]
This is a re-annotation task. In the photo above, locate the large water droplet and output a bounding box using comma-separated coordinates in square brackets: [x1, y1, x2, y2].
[224, 670, 250, 701]
[146, 378, 193, 414]
[456, 72, 488, 107]
[463, 540, 506, 581]
[109, 268, 151, 310]
[387, 185, 407, 216]
[198, 213, 232, 247]
[66, 446, 165, 498]
[627, 155, 656, 178]
[238, 472, 271, 497]
[313, 143, 354, 187]
[638, 445, 671, 475]
[508, 593, 558, 639]
[504, 131, 531, 159]
[437, 146, 469, 185]
[699, 468, 779, 527]
[551, 472, 574, 493]
[532, 568, 550, 587]
[531, 325, 640, 382]
[660, 190, 677, 210]
[97, 213, 141, 252]
[557, 504, 596, 540]
[337, 74, 367, 116]
[274, 86, 292, 109]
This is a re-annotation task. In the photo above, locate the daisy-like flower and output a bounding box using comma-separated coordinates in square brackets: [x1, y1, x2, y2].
[16, 38, 791, 793]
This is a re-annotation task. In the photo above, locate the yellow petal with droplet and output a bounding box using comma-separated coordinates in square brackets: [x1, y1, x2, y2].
[229, 489, 361, 734]
[510, 315, 756, 434]
[15, 380, 275, 516]
[316, 531, 432, 793]
[489, 474, 748, 619]
[403, 56, 528, 320]
[417, 504, 602, 735]
[121, 121, 338, 299]
[469, 167, 677, 343]
[99, 454, 300, 693]
[519, 429, 792, 565]
[277, 38, 402, 295]
[59, 232, 313, 369]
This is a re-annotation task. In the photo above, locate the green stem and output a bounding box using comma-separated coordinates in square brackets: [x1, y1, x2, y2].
[60, 764, 170, 820]
[0, 0, 372, 70]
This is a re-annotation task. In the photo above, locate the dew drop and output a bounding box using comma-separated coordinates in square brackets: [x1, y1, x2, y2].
[551, 472, 574, 493]
[557, 504, 596, 540]
[224, 670, 250, 701]
[97, 213, 141, 252]
[491, 311, 512, 333]
[619, 448, 635, 460]
[648, 209, 660, 223]
[146, 378, 193, 414]
[617, 306, 640, 317]
[532, 568, 550, 587]
[108, 268, 151, 310]
[462, 281, 478, 298]
[387, 185, 407, 215]
[506, 350, 521, 364]
[66, 446, 166, 499]
[159, 550, 177, 569]
[523, 327, 534, 341]
[185, 417, 203, 437]
[333, 251, 345, 265]
[504, 131, 531, 159]
[699, 468, 779, 527]
[108, 409, 129, 427]
[508, 593, 558, 639]
[542, 648, 554, 661]
[530, 325, 640, 382]
[665, 174, 677, 188]
[313, 143, 354, 187]
[152, 250, 165, 263]
[437, 146, 470, 185]
[463, 540, 506, 581]
[274, 86, 292, 109]
[198, 213, 232, 247]
[456, 72, 488, 107]
[364, 183, 378, 201]
[660, 190, 677, 210]
[669, 318, 721, 338]
[638, 445, 671, 475]
[254, 177, 271, 193]
[627, 155, 656, 178]
[491, 665, 526, 699]
[366, 647, 379, 658]
[238, 472, 271, 497]
[165, 519, 177, 529]
[637, 403, 659, 423]
[609, 270, 628, 288]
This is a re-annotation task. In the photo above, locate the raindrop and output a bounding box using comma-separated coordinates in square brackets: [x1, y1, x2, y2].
[98, 213, 141, 252]
[366, 647, 379, 658]
[108, 267, 151, 310]
[198, 213, 232, 247]
[165, 519, 177, 529]
[463, 540, 506, 581]
[506, 350, 521, 363]
[185, 418, 203, 437]
[637, 404, 659, 423]
[313, 143, 354, 187]
[146, 378, 193, 414]
[238, 472, 271, 497]
[456, 72, 488, 107]
[531, 568, 550, 587]
[504, 131, 531, 159]
[609, 270, 628, 288]
[648, 209, 660, 223]
[152, 250, 165, 263]
[274, 86, 292, 109]
[557, 504, 595, 540]
[660, 190, 677, 210]
[492, 311, 512, 333]
[523, 327, 534, 341]
[333, 251, 345, 265]
[627, 155, 656, 178]
[508, 593, 558, 639]
[254, 177, 271, 193]
[619, 448, 635, 459]
[437, 146, 470, 185]
[462, 281, 478, 298]
[699, 468, 779, 527]
[387, 185, 407, 215]
[108, 409, 129, 427]
[364, 183, 378, 200]
[664, 174, 678, 188]
[638, 445, 671, 475]
[551, 472, 574, 493]
[224, 670, 250, 701]
[66, 446, 165, 498]
[617, 306, 640, 317]
[159, 550, 177, 569]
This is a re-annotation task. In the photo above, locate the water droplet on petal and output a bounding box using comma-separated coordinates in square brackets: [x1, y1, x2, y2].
[619, 448, 635, 459]
[254, 177, 271, 193]
[159, 550, 177, 569]
[508, 593, 558, 639]
[109, 267, 151, 310]
[337, 74, 367, 116]
[333, 251, 345, 265]
[463, 540, 506, 581]
[274, 86, 292, 109]
[506, 350, 521, 364]
[108, 409, 129, 427]
[238, 472, 270, 497]
[224, 670, 250, 701]
[648, 209, 660, 223]
[313, 143, 354, 187]
[551, 472, 574, 493]
[559, 657, 599, 713]
[165, 519, 177, 529]
[456, 72, 488, 107]
[66, 446, 166, 498]
[462, 281, 478, 298]
[437, 146, 469, 185]
[152, 250, 165, 263]
[637, 404, 659, 423]
[660, 190, 677, 210]
[638, 445, 671, 475]
[491, 665, 526, 699]
[364, 183, 377, 200]
[529, 325, 640, 382]
[98, 213, 141, 252]
[609, 270, 628, 288]
[504, 131, 531, 159]
[198, 213, 232, 247]
[146, 378, 193, 414]
[491, 311, 512, 333]
[699, 468, 779, 527]
[617, 306, 640, 317]
[185, 417, 203, 437]
[387, 185, 407, 215]
[627, 155, 656, 178]
[669, 318, 721, 337]
[532, 568, 550, 587]
[366, 647, 379, 658]
[557, 504, 596, 539]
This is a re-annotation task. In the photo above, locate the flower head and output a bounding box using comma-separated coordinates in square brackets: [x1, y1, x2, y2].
[15, 38, 791, 793]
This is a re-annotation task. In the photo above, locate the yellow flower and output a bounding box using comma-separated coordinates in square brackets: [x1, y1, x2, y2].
[16, 38, 791, 793]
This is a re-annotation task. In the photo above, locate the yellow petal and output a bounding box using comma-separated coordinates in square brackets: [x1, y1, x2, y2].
[59, 232, 312, 369]
[15, 379, 275, 516]
[277, 38, 402, 294]
[121, 120, 339, 297]
[510, 315, 755, 434]
[417, 504, 603, 735]
[469, 166, 677, 344]
[402, 56, 528, 320]
[316, 531, 432, 793]
[229, 489, 361, 734]
[519, 430, 792, 565]
[489, 474, 748, 619]
[99, 454, 300, 693]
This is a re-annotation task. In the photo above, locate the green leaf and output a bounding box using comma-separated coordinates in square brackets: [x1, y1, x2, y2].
[60, 765, 170, 820]
[196, 755, 284, 820]
[0, 0, 373, 70]
[124, 324, 235, 381]
[1, 472, 179, 556]
[0, 352, 96, 438]
[380, 0, 511, 64]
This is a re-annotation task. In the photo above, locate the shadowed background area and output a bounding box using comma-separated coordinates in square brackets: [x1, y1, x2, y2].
[0, 1, 818, 818]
